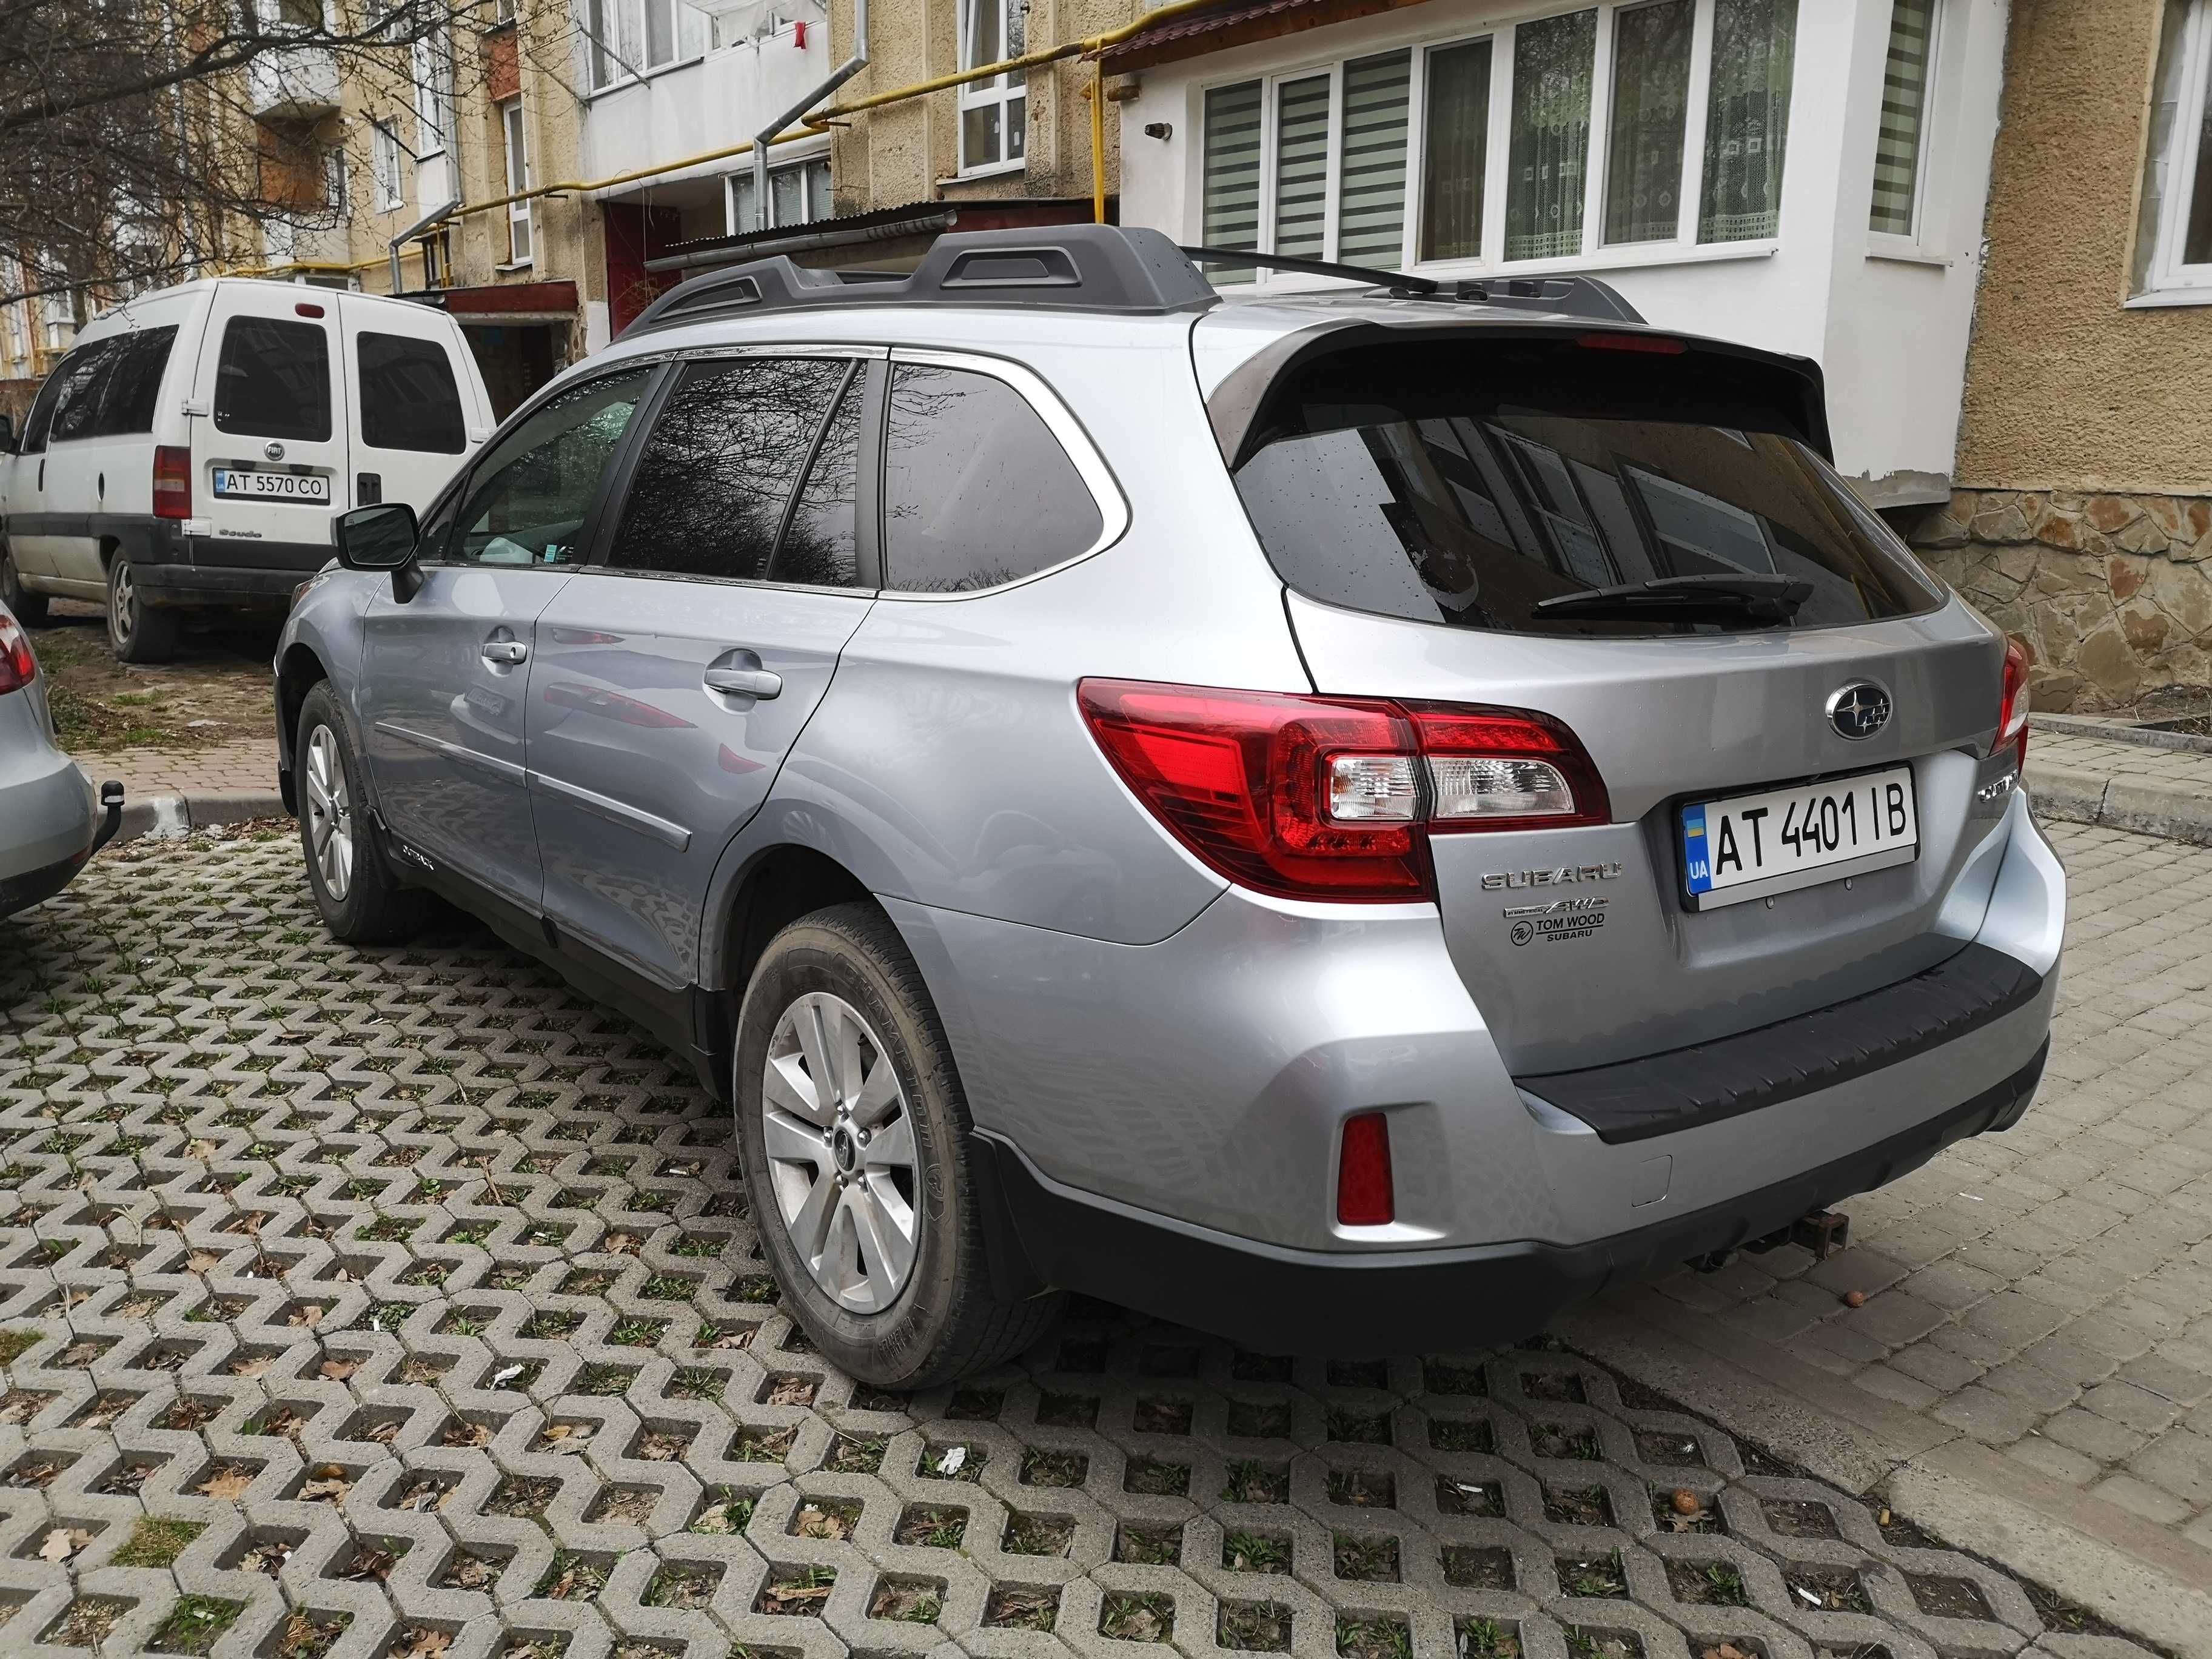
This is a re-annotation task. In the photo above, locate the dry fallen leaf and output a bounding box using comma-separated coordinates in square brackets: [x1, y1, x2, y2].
[228, 1356, 275, 1378]
[398, 1629, 453, 1659]
[605, 1233, 641, 1255]
[288, 1306, 324, 1328]
[187, 1252, 221, 1273]
[318, 1359, 358, 1381]
[187, 1139, 218, 1160]
[299, 1475, 350, 1504]
[39, 1527, 93, 1563]
[197, 1467, 255, 1501]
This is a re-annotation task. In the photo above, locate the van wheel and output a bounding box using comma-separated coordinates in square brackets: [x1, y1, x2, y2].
[734, 902, 1062, 1388]
[106, 555, 179, 663]
[295, 683, 435, 944]
[0, 546, 47, 626]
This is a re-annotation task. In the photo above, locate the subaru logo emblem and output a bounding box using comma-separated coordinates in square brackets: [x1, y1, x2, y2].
[1827, 681, 1892, 741]
[264, 441, 285, 462]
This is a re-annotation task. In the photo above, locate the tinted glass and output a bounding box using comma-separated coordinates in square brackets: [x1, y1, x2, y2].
[771, 372, 863, 589]
[88, 327, 178, 437]
[606, 357, 848, 583]
[358, 332, 466, 453]
[18, 350, 74, 452]
[882, 364, 1101, 593]
[1232, 339, 1940, 636]
[213, 315, 332, 441]
[45, 338, 120, 444]
[450, 370, 650, 567]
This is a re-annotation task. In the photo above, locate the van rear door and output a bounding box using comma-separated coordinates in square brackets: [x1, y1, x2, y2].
[189, 285, 346, 563]
[337, 301, 486, 514]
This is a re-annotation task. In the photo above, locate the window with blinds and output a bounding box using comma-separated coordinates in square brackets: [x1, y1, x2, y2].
[1193, 0, 1800, 278]
[1870, 0, 1937, 236]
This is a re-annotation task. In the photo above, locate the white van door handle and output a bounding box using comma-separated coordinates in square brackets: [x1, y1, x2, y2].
[481, 640, 529, 666]
[704, 666, 782, 699]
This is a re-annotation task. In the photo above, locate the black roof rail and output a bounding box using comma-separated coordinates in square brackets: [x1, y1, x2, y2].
[622, 223, 1217, 338]
[1444, 274, 1643, 324]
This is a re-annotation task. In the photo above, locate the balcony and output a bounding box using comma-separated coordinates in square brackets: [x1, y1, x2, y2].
[248, 45, 341, 117]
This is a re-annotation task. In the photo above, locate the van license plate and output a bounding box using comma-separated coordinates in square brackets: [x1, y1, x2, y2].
[1681, 765, 1918, 911]
[212, 468, 329, 502]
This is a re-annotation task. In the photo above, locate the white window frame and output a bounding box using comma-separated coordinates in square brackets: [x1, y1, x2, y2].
[2140, 0, 2212, 301]
[956, 0, 1027, 176]
[372, 119, 405, 210]
[412, 33, 456, 159]
[726, 152, 834, 234]
[582, 0, 709, 95]
[1866, 0, 1945, 256]
[502, 98, 533, 266]
[1193, 0, 1800, 288]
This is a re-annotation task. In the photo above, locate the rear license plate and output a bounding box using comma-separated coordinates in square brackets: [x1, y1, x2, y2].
[1681, 765, 1918, 910]
[212, 468, 329, 502]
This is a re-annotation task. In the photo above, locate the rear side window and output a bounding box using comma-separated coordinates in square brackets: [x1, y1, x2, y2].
[1232, 339, 1942, 635]
[358, 332, 466, 453]
[606, 357, 853, 585]
[882, 363, 1102, 593]
[44, 338, 119, 444]
[213, 315, 331, 441]
[18, 350, 76, 452]
[89, 326, 179, 436]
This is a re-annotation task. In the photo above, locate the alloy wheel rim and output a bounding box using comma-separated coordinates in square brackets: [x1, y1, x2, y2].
[109, 562, 135, 642]
[760, 991, 920, 1313]
[303, 725, 354, 902]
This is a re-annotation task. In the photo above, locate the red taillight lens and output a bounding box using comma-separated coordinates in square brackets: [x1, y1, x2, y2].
[153, 446, 192, 520]
[1078, 680, 1610, 903]
[1336, 1113, 1395, 1226]
[1996, 637, 2030, 769]
[0, 611, 36, 695]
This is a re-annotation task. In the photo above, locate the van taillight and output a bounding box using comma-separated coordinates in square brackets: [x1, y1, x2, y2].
[0, 612, 34, 695]
[1996, 637, 2031, 770]
[1078, 680, 1610, 904]
[153, 447, 192, 520]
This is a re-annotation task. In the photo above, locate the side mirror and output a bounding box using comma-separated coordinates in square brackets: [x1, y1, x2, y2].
[335, 501, 423, 602]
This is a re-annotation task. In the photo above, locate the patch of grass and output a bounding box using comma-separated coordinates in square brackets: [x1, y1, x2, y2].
[1333, 1533, 1400, 1583]
[1219, 1601, 1293, 1652]
[1100, 1592, 1174, 1643]
[1558, 1555, 1630, 1600]
[824, 1434, 884, 1473]
[1114, 1524, 1183, 1566]
[1666, 1560, 1749, 1608]
[1124, 1455, 1189, 1495]
[0, 1329, 42, 1364]
[147, 1595, 243, 1655]
[113, 1517, 203, 1567]
[1224, 1458, 1289, 1503]
[1335, 1616, 1412, 1659]
[868, 1577, 943, 1624]
[984, 1586, 1058, 1631]
[1456, 1619, 1522, 1659]
[1223, 1531, 1290, 1573]
[894, 1506, 966, 1548]
[1004, 1512, 1075, 1557]
[1020, 1446, 1087, 1486]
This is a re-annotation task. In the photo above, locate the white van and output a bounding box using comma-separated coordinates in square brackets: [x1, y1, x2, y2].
[0, 280, 494, 661]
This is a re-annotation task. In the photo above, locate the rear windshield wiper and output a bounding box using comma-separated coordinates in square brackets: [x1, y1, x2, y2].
[1532, 574, 1814, 624]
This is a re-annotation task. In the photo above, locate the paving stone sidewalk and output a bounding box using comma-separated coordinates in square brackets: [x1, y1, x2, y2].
[0, 829, 2165, 1659]
[2030, 727, 2212, 843]
[65, 738, 281, 842]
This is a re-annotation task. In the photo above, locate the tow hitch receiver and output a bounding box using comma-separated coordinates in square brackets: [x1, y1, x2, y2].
[1790, 1209, 1850, 1261]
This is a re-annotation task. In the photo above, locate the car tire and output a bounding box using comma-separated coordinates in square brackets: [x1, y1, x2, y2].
[0, 545, 47, 626]
[734, 901, 1062, 1388]
[106, 554, 179, 664]
[295, 683, 435, 944]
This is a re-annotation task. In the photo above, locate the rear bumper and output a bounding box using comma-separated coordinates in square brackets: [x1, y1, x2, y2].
[112, 518, 333, 606]
[980, 1041, 2046, 1354]
[0, 741, 95, 916]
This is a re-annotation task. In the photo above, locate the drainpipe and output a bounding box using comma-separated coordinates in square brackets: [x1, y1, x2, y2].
[389, 196, 461, 295]
[751, 0, 869, 236]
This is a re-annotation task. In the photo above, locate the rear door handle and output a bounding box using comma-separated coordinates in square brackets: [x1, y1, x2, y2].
[481, 640, 529, 665]
[704, 666, 782, 699]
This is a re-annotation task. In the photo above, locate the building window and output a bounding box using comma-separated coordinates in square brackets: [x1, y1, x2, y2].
[412, 32, 456, 157]
[502, 99, 532, 263]
[2137, 0, 2212, 299]
[372, 120, 404, 209]
[731, 156, 833, 233]
[958, 0, 1027, 172]
[1198, 0, 1796, 280]
[585, 0, 709, 91]
[1869, 0, 1939, 237]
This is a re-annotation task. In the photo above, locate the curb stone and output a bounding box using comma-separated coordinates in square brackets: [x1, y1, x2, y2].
[2028, 766, 2212, 846]
[106, 786, 287, 846]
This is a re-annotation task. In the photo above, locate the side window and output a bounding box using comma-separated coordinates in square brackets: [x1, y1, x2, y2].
[449, 369, 650, 567]
[882, 363, 1102, 593]
[605, 357, 850, 583]
[89, 327, 179, 438]
[358, 332, 466, 454]
[213, 315, 332, 441]
[45, 339, 120, 445]
[771, 372, 863, 588]
[19, 346, 83, 453]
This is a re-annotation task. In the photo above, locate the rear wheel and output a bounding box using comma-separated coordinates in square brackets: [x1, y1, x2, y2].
[734, 902, 1061, 1387]
[0, 545, 47, 625]
[106, 554, 178, 663]
[295, 683, 434, 943]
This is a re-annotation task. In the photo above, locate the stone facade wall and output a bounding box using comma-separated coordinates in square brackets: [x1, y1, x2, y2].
[1909, 491, 2212, 713]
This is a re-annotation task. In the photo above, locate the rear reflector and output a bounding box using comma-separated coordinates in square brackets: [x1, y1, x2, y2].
[1336, 1113, 1394, 1226]
[0, 611, 35, 695]
[152, 446, 192, 520]
[1577, 331, 1687, 354]
[1079, 680, 1610, 903]
[1996, 636, 2030, 770]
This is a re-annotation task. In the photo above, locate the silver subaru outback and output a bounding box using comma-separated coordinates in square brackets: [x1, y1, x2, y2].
[273, 227, 2062, 1387]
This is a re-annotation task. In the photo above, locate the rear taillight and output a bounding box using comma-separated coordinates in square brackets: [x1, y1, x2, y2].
[1996, 637, 2030, 770]
[153, 446, 192, 520]
[1336, 1113, 1395, 1225]
[0, 611, 35, 695]
[1078, 680, 1610, 903]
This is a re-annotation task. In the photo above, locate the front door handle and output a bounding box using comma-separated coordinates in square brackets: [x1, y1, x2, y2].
[704, 666, 782, 699]
[481, 640, 529, 666]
